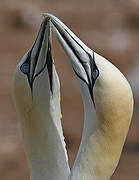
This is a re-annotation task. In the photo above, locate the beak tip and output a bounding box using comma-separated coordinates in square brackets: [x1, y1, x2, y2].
[42, 13, 51, 24]
[43, 13, 52, 19]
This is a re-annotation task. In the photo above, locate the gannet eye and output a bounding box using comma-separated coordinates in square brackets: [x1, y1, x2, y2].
[20, 62, 30, 74]
[92, 69, 99, 80]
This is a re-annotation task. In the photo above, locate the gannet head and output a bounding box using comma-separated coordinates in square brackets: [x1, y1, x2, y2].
[45, 13, 133, 109]
[45, 13, 134, 178]
[44, 13, 133, 126]
[13, 18, 60, 118]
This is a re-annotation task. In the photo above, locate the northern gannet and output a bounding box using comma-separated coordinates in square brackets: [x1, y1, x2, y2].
[45, 13, 134, 180]
[13, 13, 134, 180]
[13, 18, 70, 180]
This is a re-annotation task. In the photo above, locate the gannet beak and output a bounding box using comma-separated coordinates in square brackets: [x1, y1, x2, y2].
[44, 13, 99, 100]
[20, 17, 53, 91]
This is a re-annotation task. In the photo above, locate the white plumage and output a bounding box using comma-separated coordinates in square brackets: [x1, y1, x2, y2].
[13, 14, 133, 180]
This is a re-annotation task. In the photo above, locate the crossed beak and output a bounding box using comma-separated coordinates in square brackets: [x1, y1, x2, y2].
[43, 13, 99, 101]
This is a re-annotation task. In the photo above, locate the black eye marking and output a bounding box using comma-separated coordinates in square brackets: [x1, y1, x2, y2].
[20, 62, 30, 75]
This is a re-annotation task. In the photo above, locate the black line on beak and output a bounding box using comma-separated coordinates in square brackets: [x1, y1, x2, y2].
[51, 20, 99, 103]
[46, 41, 53, 93]
[29, 20, 46, 90]
[33, 40, 53, 94]
[20, 19, 53, 94]
[20, 19, 47, 91]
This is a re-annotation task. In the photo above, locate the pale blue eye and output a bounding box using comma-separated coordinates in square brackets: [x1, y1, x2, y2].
[20, 63, 29, 74]
[92, 69, 99, 79]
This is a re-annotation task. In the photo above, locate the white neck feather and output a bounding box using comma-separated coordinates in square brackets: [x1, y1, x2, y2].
[13, 68, 70, 180]
[69, 80, 101, 180]
[23, 108, 69, 180]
